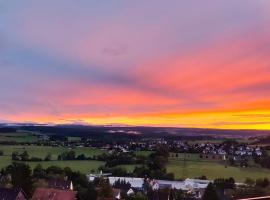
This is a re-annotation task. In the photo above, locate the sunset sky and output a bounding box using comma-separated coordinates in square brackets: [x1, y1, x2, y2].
[1, 1, 270, 129]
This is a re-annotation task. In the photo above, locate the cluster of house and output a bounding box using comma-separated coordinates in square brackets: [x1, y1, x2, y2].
[88, 173, 211, 199]
[96, 138, 264, 159]
[198, 143, 263, 157]
[0, 179, 76, 200]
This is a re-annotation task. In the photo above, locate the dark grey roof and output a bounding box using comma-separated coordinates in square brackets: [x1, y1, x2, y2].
[0, 187, 25, 200]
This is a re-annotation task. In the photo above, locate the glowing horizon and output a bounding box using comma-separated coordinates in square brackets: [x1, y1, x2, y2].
[1, 1, 270, 130]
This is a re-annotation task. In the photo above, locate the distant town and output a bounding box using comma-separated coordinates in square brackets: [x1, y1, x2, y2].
[0, 125, 269, 199]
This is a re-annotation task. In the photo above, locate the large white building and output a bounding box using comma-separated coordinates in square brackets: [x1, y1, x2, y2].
[88, 175, 211, 191]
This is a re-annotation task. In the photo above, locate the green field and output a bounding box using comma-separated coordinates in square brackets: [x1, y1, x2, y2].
[0, 145, 269, 181]
[0, 145, 106, 159]
[67, 137, 81, 142]
[188, 138, 255, 145]
[0, 156, 104, 174]
[0, 132, 39, 143]
[166, 153, 270, 182]
[0, 145, 106, 174]
[135, 150, 153, 156]
[167, 159, 270, 182]
[170, 153, 200, 160]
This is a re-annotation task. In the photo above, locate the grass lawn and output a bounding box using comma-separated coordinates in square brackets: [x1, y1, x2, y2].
[0, 146, 269, 181]
[117, 164, 141, 173]
[67, 137, 81, 142]
[135, 151, 153, 156]
[188, 138, 255, 145]
[0, 145, 107, 174]
[0, 145, 106, 160]
[170, 153, 200, 161]
[0, 156, 104, 174]
[167, 159, 270, 182]
[0, 132, 39, 143]
[189, 139, 224, 145]
[122, 153, 270, 182]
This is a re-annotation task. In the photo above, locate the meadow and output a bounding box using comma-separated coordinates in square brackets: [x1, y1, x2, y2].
[127, 152, 270, 182]
[0, 145, 106, 174]
[167, 158, 270, 182]
[0, 132, 39, 143]
[167, 153, 270, 182]
[0, 145, 269, 181]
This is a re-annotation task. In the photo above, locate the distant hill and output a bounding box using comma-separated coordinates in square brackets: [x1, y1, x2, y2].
[1, 123, 270, 139]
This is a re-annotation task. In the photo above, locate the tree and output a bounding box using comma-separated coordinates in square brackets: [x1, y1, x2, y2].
[165, 172, 175, 180]
[98, 178, 113, 198]
[58, 151, 76, 160]
[155, 145, 169, 160]
[111, 167, 128, 177]
[77, 154, 86, 160]
[256, 178, 270, 188]
[67, 150, 76, 160]
[0, 172, 12, 188]
[64, 169, 97, 200]
[152, 156, 168, 170]
[113, 179, 131, 190]
[6, 162, 33, 196]
[202, 183, 219, 200]
[233, 186, 266, 199]
[170, 189, 184, 200]
[11, 152, 20, 161]
[229, 157, 235, 166]
[127, 193, 148, 200]
[33, 164, 46, 179]
[21, 151, 30, 161]
[245, 178, 255, 186]
[240, 159, 248, 167]
[44, 153, 52, 161]
[76, 182, 97, 200]
[214, 177, 235, 190]
[133, 166, 151, 178]
[46, 165, 64, 175]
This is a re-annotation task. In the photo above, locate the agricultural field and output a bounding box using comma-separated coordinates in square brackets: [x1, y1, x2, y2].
[0, 145, 106, 159]
[170, 153, 200, 161]
[67, 136, 81, 142]
[132, 152, 270, 182]
[0, 145, 107, 174]
[0, 132, 39, 143]
[134, 150, 153, 156]
[167, 159, 270, 182]
[188, 139, 225, 145]
[188, 138, 256, 145]
[167, 153, 270, 182]
[0, 145, 269, 181]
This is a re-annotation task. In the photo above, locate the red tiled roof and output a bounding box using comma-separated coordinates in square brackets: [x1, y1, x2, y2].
[31, 188, 77, 200]
[48, 179, 72, 190]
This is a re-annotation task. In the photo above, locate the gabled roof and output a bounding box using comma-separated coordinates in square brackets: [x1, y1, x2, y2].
[0, 187, 26, 200]
[31, 188, 77, 200]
